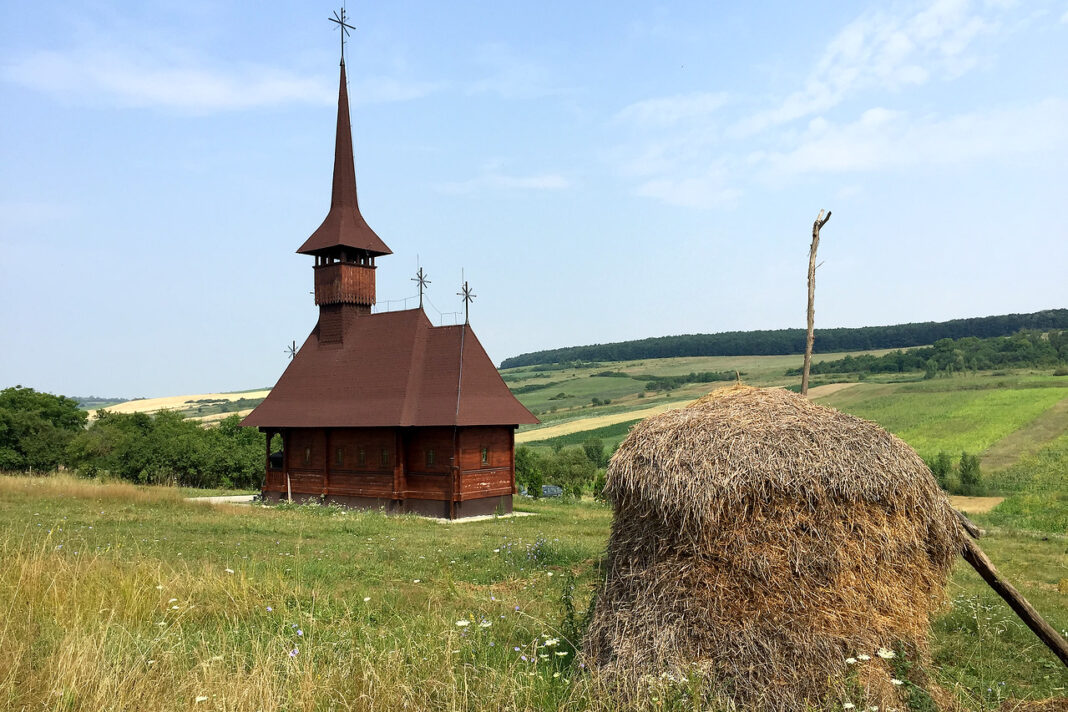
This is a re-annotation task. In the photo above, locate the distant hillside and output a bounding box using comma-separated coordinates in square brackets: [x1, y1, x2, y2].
[500, 309, 1068, 369]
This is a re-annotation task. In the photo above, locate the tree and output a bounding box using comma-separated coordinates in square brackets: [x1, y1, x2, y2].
[582, 437, 607, 468]
[929, 451, 953, 489]
[0, 386, 87, 471]
[959, 451, 982, 492]
[801, 209, 832, 396]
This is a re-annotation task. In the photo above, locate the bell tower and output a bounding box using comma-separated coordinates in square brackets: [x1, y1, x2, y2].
[297, 56, 392, 339]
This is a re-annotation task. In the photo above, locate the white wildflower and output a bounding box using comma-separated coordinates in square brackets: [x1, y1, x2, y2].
[544, 638, 559, 647]
[455, 620, 470, 628]
[224, 568, 234, 574]
[556, 651, 568, 656]
[876, 647, 896, 659]
[891, 678, 904, 686]
[168, 598, 178, 603]
[363, 596, 371, 602]
[479, 620, 492, 628]
[195, 696, 208, 703]
[843, 705, 855, 710]
[857, 654, 871, 661]
[845, 657, 857, 665]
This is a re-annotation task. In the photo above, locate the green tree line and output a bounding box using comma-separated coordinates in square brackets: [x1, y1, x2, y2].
[1, 386, 264, 489]
[787, 330, 1068, 377]
[500, 309, 1068, 368]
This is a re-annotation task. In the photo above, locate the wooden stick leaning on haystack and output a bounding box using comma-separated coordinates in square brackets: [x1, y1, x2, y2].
[954, 510, 1068, 667]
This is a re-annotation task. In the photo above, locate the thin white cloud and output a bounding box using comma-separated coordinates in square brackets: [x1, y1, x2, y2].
[614, 91, 729, 128]
[635, 177, 740, 209]
[2, 48, 441, 112]
[759, 99, 1068, 176]
[435, 171, 571, 195]
[466, 43, 568, 99]
[733, 0, 1003, 137]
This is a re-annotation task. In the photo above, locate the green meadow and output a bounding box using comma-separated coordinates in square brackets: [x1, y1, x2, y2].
[1, 472, 1065, 711]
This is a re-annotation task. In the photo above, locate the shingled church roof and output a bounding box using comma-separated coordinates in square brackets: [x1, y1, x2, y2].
[241, 309, 538, 428]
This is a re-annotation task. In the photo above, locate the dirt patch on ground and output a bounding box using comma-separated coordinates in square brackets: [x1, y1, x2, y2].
[516, 399, 692, 443]
[806, 382, 860, 399]
[949, 495, 1005, 514]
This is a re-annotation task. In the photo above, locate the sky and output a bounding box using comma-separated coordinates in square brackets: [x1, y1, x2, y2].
[2, 1, 1067, 399]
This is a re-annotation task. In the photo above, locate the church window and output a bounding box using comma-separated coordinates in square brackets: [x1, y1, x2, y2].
[357, 447, 366, 466]
[380, 448, 390, 467]
[335, 447, 344, 466]
[303, 446, 312, 465]
[481, 447, 489, 465]
[426, 449, 435, 467]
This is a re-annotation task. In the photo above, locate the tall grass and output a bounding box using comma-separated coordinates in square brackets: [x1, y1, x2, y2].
[1, 474, 1064, 710]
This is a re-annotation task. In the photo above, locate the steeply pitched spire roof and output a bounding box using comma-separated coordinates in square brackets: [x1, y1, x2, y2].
[297, 60, 392, 256]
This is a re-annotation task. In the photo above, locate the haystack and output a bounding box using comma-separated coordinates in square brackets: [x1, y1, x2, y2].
[584, 385, 963, 711]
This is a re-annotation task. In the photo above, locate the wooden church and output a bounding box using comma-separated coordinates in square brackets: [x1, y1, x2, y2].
[242, 43, 537, 519]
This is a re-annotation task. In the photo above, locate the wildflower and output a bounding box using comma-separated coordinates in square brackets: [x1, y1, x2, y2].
[363, 597, 371, 602]
[515, 605, 520, 611]
[168, 598, 178, 603]
[413, 579, 420, 583]
[556, 651, 568, 657]
[514, 647, 521, 652]
[857, 654, 871, 661]
[195, 696, 208, 703]
[890, 679, 904, 686]
[521, 655, 528, 661]
[456, 620, 470, 628]
[147, 660, 156, 665]
[479, 620, 492, 628]
[266, 607, 272, 612]
[494, 548, 500, 553]
[547, 571, 554, 577]
[155, 585, 163, 590]
[297, 629, 303, 637]
[225, 568, 234, 574]
[289, 648, 299, 657]
[843, 705, 855, 710]
[845, 657, 858, 665]
[544, 638, 559, 647]
[539, 654, 549, 659]
[876, 647, 896, 659]
[553, 672, 561, 678]
[171, 605, 179, 610]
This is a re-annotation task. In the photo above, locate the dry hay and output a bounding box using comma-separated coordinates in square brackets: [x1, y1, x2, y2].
[584, 384, 964, 711]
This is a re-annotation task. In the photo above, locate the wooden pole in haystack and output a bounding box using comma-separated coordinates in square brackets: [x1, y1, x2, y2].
[802, 209, 831, 396]
[957, 520, 1068, 667]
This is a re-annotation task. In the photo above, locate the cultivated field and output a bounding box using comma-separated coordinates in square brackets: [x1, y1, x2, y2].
[1, 474, 1064, 711]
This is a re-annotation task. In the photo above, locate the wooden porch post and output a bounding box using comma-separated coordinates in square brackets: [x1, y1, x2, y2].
[284, 429, 292, 503]
[323, 428, 331, 499]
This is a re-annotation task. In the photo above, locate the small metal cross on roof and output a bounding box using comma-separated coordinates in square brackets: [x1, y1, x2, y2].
[457, 280, 476, 325]
[329, 6, 355, 62]
[411, 267, 431, 309]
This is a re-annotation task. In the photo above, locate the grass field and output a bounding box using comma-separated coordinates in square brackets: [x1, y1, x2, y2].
[510, 357, 1068, 481]
[1, 474, 1064, 711]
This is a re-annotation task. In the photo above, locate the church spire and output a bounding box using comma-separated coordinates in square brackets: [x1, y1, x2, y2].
[297, 35, 391, 257]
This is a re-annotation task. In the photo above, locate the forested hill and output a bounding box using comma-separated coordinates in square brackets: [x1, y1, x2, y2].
[500, 309, 1068, 369]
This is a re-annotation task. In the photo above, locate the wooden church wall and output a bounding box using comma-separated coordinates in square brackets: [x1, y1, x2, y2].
[457, 426, 514, 499]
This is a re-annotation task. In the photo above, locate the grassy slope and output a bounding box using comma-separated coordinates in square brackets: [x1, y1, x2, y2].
[1, 475, 1064, 711]
[510, 355, 1068, 478]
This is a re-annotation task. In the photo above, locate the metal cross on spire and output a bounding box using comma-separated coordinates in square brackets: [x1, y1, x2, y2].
[411, 266, 431, 309]
[329, 6, 355, 62]
[457, 279, 476, 325]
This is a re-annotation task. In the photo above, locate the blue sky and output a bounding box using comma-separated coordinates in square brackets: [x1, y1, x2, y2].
[2, 1, 1066, 398]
